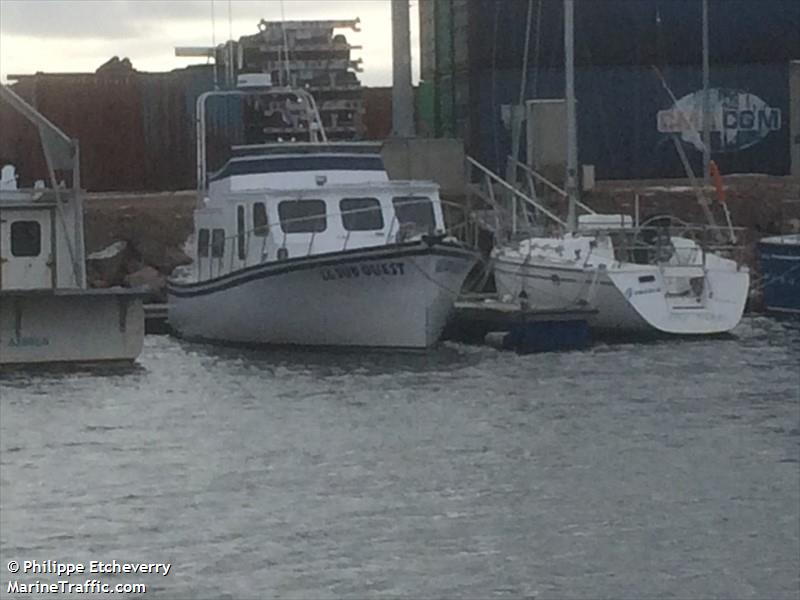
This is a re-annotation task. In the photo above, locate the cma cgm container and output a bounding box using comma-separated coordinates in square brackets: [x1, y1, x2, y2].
[419, 0, 800, 179]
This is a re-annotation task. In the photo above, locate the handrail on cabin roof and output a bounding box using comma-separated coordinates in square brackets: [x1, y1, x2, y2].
[196, 86, 328, 203]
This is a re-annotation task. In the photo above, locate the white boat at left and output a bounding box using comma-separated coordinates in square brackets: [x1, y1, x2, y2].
[0, 84, 144, 365]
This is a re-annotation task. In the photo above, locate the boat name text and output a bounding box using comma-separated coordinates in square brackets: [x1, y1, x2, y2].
[320, 262, 406, 281]
[7, 335, 50, 348]
[625, 287, 662, 298]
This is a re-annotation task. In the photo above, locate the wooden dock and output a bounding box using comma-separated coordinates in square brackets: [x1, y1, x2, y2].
[444, 295, 596, 352]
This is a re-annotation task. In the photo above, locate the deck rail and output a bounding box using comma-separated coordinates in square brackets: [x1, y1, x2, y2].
[465, 156, 567, 239]
[192, 197, 476, 283]
[510, 221, 750, 270]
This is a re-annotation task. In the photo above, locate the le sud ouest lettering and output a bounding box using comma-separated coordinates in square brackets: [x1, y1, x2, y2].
[320, 262, 406, 281]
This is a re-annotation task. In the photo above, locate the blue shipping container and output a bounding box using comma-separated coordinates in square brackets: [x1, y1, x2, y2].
[476, 62, 791, 179]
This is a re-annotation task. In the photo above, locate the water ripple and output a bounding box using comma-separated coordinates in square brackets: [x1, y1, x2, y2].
[1, 316, 798, 599]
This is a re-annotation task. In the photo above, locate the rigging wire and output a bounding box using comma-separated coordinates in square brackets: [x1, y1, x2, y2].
[279, 0, 292, 86]
[491, 2, 501, 170]
[210, 0, 216, 48]
[518, 0, 534, 106]
[531, 0, 543, 100]
[227, 0, 233, 42]
[227, 0, 234, 87]
[507, 0, 536, 226]
[210, 0, 219, 89]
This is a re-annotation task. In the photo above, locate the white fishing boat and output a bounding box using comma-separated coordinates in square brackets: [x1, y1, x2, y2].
[491, 0, 749, 337]
[167, 78, 477, 348]
[0, 85, 144, 365]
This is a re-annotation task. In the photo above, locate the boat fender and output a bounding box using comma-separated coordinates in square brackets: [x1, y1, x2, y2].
[277, 247, 289, 260]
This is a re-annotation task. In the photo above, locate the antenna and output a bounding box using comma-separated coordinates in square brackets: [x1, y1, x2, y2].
[211, 0, 216, 47]
[227, 0, 233, 42]
[227, 0, 234, 88]
[210, 0, 218, 89]
[279, 0, 292, 86]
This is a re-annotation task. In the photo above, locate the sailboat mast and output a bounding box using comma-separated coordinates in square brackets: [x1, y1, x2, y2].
[564, 0, 578, 232]
[702, 0, 711, 183]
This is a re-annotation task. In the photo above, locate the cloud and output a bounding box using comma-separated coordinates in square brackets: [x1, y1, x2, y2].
[0, 0, 419, 86]
[1, 0, 147, 39]
[0, 1, 385, 40]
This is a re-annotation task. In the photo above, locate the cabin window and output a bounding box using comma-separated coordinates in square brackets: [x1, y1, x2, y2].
[392, 196, 435, 232]
[253, 202, 269, 236]
[278, 200, 327, 233]
[197, 229, 210, 258]
[237, 205, 246, 260]
[211, 228, 226, 258]
[340, 197, 384, 231]
[10, 221, 41, 257]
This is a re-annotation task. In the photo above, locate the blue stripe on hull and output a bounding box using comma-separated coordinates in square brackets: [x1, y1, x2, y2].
[168, 241, 476, 298]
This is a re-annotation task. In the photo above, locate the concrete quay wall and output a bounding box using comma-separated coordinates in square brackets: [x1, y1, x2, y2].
[82, 176, 798, 302]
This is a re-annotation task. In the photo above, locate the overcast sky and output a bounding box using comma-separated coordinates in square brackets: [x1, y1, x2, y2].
[0, 0, 420, 86]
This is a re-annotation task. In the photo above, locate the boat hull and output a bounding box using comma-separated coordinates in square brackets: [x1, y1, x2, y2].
[0, 291, 144, 365]
[758, 237, 800, 316]
[168, 241, 477, 348]
[493, 255, 749, 336]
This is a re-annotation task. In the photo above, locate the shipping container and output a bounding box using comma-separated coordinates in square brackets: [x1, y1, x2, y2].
[419, 0, 800, 178]
[0, 64, 229, 191]
[474, 63, 791, 179]
[469, 0, 800, 70]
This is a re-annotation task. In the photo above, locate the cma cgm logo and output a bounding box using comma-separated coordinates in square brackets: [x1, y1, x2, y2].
[657, 88, 781, 153]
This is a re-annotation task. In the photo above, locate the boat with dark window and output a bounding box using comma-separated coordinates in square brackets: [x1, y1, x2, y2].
[167, 77, 477, 348]
[0, 85, 144, 365]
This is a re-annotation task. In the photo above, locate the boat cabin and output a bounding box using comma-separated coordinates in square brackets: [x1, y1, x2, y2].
[193, 181, 446, 281]
[0, 165, 85, 291]
[191, 144, 448, 281]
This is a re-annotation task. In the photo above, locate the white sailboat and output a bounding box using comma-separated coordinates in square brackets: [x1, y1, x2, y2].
[167, 78, 477, 348]
[492, 0, 749, 336]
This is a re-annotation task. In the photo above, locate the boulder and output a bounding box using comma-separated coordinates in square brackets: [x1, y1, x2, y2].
[86, 240, 130, 287]
[163, 245, 193, 272]
[124, 265, 166, 301]
[131, 238, 191, 275]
